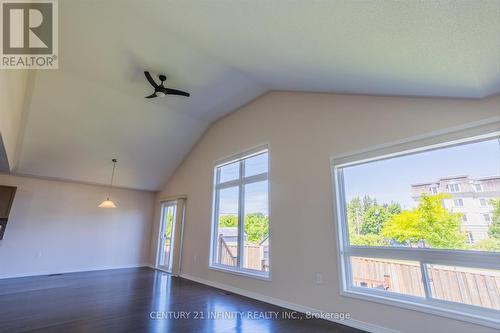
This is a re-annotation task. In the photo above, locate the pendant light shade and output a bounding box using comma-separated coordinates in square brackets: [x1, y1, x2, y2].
[99, 158, 118, 208]
[98, 199, 117, 209]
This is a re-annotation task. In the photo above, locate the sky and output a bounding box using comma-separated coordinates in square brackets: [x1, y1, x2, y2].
[219, 181, 269, 216]
[343, 138, 500, 209]
[216, 139, 500, 216]
[218, 152, 269, 216]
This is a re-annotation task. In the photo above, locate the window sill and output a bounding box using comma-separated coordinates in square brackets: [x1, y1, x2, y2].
[341, 287, 500, 330]
[209, 264, 271, 281]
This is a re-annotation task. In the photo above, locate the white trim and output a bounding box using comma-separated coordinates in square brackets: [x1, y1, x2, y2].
[214, 144, 269, 167]
[157, 194, 187, 202]
[331, 119, 499, 168]
[180, 273, 399, 333]
[208, 264, 271, 281]
[330, 121, 500, 329]
[340, 288, 500, 330]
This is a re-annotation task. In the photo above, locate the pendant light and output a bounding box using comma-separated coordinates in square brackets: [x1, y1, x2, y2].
[99, 158, 118, 208]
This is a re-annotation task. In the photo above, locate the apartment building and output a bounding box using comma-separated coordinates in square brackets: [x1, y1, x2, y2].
[411, 176, 500, 243]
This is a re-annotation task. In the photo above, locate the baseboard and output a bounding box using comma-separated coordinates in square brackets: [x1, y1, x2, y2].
[179, 273, 399, 333]
[0, 263, 151, 279]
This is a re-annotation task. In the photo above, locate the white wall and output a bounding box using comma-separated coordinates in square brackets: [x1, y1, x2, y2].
[0, 71, 30, 171]
[154, 92, 500, 333]
[0, 174, 155, 278]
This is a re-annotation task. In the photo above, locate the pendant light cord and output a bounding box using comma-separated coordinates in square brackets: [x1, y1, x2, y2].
[107, 158, 117, 199]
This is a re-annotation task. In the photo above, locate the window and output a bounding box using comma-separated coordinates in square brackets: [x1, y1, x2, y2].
[447, 183, 461, 193]
[210, 146, 270, 278]
[479, 198, 488, 207]
[332, 130, 500, 328]
[483, 214, 492, 222]
[429, 186, 438, 194]
[474, 184, 483, 192]
[466, 232, 474, 244]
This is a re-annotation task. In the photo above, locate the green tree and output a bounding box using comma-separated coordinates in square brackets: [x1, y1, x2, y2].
[350, 234, 388, 246]
[219, 215, 237, 227]
[386, 202, 402, 215]
[244, 213, 269, 244]
[382, 194, 466, 248]
[488, 198, 500, 239]
[165, 208, 174, 237]
[361, 205, 389, 235]
[347, 197, 363, 236]
[348, 197, 401, 244]
[471, 238, 500, 252]
[362, 195, 374, 212]
[218, 214, 269, 244]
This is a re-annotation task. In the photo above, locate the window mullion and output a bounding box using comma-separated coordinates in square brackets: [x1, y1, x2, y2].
[347, 246, 500, 270]
[216, 179, 242, 189]
[336, 168, 349, 253]
[241, 172, 268, 185]
[420, 262, 432, 300]
[237, 160, 245, 269]
[212, 169, 221, 266]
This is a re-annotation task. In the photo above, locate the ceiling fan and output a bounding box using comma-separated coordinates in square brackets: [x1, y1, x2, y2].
[144, 71, 190, 99]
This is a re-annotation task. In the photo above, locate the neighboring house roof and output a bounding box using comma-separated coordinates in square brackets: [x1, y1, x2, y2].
[218, 227, 238, 237]
[438, 175, 468, 181]
[411, 175, 500, 188]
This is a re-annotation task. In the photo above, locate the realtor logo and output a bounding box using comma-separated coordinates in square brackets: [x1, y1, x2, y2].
[1, 0, 58, 69]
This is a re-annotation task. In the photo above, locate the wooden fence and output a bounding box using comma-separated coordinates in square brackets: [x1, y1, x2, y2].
[352, 257, 425, 296]
[217, 242, 499, 309]
[428, 264, 500, 309]
[352, 257, 500, 309]
[217, 236, 267, 271]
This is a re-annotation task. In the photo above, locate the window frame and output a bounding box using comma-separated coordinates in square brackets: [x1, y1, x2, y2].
[331, 122, 500, 329]
[447, 183, 461, 193]
[209, 145, 271, 280]
[466, 232, 474, 244]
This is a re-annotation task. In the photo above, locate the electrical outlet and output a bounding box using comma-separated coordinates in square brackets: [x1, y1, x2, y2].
[194, 254, 197, 262]
[315, 273, 323, 284]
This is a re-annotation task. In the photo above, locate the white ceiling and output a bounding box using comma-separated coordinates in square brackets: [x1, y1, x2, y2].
[13, 0, 500, 191]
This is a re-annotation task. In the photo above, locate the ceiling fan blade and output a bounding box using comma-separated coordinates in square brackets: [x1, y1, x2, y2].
[165, 88, 190, 97]
[145, 93, 157, 98]
[144, 71, 159, 88]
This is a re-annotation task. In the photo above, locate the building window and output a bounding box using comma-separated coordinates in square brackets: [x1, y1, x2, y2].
[210, 146, 270, 278]
[474, 184, 483, 192]
[447, 183, 461, 193]
[479, 198, 488, 206]
[429, 186, 438, 194]
[332, 130, 500, 327]
[483, 214, 492, 222]
[466, 232, 474, 244]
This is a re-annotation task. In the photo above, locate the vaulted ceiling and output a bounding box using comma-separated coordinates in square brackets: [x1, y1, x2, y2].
[6, 0, 500, 191]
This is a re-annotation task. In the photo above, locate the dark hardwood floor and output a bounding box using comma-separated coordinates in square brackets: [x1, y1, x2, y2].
[0, 267, 365, 333]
